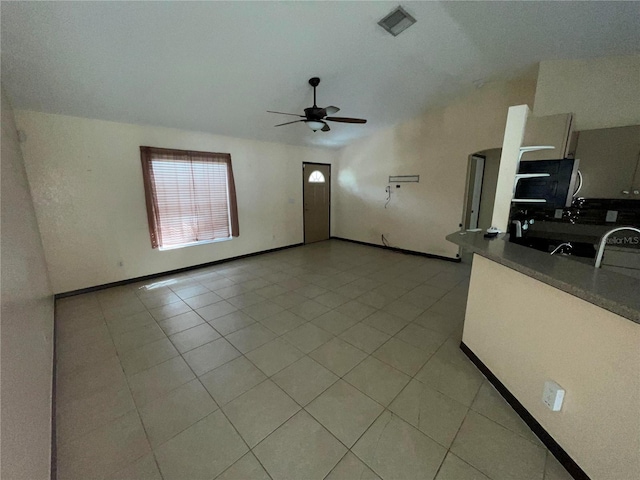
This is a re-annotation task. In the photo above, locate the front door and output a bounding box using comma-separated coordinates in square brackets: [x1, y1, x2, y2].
[303, 163, 330, 243]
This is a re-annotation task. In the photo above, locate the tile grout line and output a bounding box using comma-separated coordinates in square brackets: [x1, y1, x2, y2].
[129, 268, 291, 478]
[336, 324, 468, 479]
[55, 243, 471, 478]
[100, 290, 181, 480]
[100, 294, 163, 480]
[232, 291, 465, 477]
[136, 288, 428, 475]
[60, 297, 438, 463]
[132, 262, 358, 476]
[57, 277, 217, 477]
[164, 332, 277, 480]
[434, 380, 488, 480]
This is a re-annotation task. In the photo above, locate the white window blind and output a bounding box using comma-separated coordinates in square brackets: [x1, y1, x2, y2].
[140, 147, 239, 249]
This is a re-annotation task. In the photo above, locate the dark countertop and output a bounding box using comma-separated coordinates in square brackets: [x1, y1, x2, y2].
[446, 231, 640, 324]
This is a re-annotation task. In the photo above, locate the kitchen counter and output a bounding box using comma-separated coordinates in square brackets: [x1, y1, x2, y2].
[447, 230, 640, 323]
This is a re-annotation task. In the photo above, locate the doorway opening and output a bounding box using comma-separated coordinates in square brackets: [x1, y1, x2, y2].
[303, 162, 331, 244]
[462, 148, 502, 232]
[461, 148, 502, 263]
[464, 154, 485, 230]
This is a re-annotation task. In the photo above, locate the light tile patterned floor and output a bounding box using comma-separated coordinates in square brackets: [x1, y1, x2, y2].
[55, 240, 572, 480]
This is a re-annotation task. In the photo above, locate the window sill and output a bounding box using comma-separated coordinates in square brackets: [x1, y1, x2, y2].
[158, 236, 233, 251]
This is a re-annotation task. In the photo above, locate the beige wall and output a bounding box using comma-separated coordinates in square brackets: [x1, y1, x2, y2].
[464, 255, 640, 480]
[333, 79, 536, 258]
[1, 90, 54, 479]
[534, 55, 640, 131]
[15, 111, 336, 293]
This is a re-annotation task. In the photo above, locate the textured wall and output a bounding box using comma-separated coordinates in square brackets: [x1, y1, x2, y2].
[1, 89, 54, 479]
[15, 111, 336, 293]
[464, 255, 640, 480]
[332, 78, 535, 257]
[534, 55, 640, 131]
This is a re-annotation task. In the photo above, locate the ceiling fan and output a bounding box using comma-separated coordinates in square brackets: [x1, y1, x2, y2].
[268, 77, 367, 132]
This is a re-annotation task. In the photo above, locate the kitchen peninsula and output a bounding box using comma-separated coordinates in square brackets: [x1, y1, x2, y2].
[448, 230, 639, 480]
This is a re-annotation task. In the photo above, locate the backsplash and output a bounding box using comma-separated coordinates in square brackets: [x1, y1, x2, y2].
[509, 198, 640, 258]
[511, 198, 640, 226]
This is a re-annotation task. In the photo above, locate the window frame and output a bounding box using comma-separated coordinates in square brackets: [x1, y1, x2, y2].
[140, 146, 239, 250]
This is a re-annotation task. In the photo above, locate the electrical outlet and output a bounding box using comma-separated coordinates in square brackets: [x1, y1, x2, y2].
[542, 380, 565, 411]
[605, 210, 618, 222]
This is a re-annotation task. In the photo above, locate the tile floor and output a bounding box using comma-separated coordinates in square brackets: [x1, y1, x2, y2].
[55, 240, 573, 480]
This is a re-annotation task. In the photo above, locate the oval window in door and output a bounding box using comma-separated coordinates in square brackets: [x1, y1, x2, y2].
[308, 170, 326, 183]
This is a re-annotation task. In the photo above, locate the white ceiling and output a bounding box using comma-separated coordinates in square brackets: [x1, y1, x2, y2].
[2, 1, 639, 148]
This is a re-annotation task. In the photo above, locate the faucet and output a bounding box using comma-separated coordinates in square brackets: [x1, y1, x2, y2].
[550, 242, 573, 256]
[511, 218, 534, 238]
[594, 226, 640, 268]
[512, 220, 522, 238]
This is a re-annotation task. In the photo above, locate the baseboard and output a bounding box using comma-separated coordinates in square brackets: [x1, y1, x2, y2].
[460, 342, 590, 480]
[330, 236, 461, 263]
[55, 242, 303, 299]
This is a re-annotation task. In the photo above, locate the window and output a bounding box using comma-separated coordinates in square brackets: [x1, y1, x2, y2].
[308, 170, 326, 183]
[140, 146, 239, 250]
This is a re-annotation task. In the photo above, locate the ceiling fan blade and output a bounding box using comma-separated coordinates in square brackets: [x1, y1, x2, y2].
[324, 106, 340, 115]
[325, 116, 367, 124]
[274, 120, 305, 127]
[321, 122, 330, 132]
[267, 110, 304, 117]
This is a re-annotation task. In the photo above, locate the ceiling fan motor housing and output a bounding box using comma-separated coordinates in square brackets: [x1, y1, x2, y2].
[304, 107, 326, 120]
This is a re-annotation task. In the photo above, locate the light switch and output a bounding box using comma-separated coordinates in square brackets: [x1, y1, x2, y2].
[605, 210, 618, 222]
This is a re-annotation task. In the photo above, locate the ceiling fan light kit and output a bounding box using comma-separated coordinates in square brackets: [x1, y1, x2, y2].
[268, 77, 367, 133]
[306, 120, 325, 131]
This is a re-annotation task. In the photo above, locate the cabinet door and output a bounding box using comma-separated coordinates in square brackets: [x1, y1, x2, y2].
[521, 113, 573, 161]
[574, 125, 640, 199]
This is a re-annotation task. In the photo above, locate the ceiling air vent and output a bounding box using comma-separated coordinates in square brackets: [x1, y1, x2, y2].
[378, 6, 416, 37]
